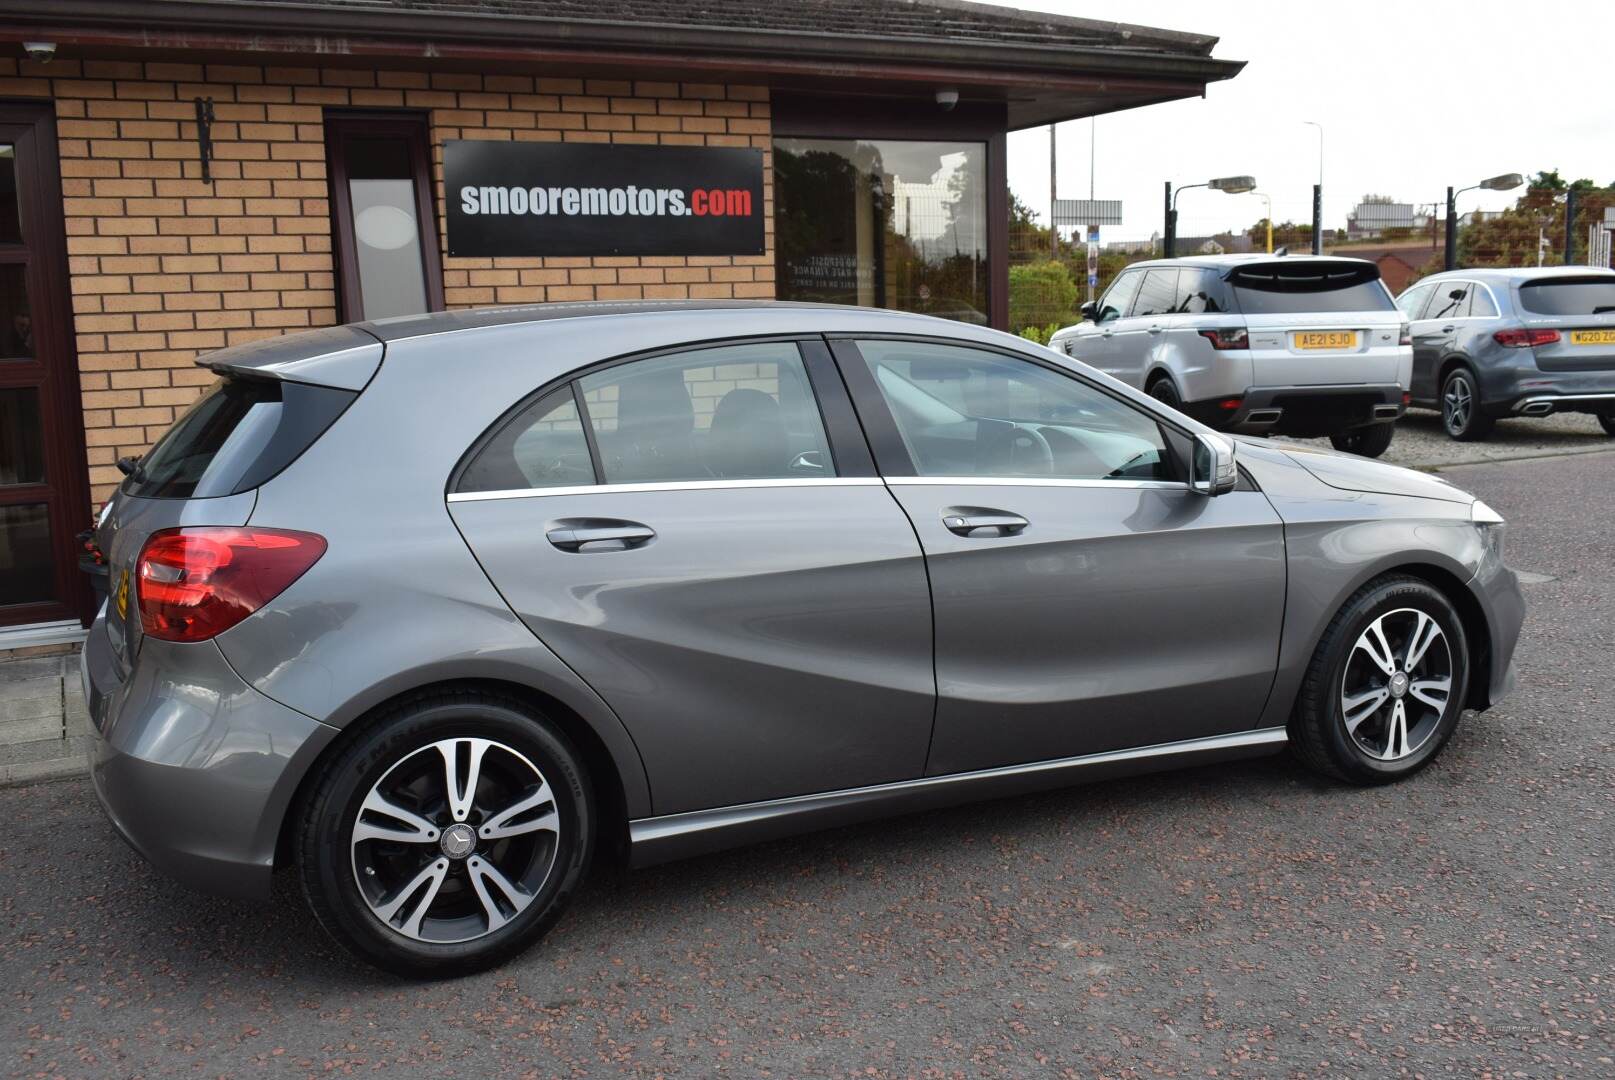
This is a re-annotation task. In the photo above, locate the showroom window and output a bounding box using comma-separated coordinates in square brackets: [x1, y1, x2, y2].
[774, 138, 988, 325]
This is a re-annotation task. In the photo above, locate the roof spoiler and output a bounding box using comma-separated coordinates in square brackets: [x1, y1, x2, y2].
[195, 325, 383, 392]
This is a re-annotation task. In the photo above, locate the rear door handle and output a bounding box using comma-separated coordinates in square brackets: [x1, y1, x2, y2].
[942, 508, 1029, 538]
[547, 519, 656, 552]
[1147, 324, 1163, 334]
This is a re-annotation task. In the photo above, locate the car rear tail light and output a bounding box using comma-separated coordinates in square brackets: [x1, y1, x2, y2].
[137, 527, 327, 643]
[1198, 328, 1250, 350]
[1217, 397, 1244, 412]
[1402, 392, 1412, 406]
[1493, 327, 1560, 348]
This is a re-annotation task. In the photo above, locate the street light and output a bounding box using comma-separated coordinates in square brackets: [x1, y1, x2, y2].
[1303, 121, 1324, 254]
[1251, 191, 1273, 253]
[1445, 172, 1524, 269]
[1165, 176, 1258, 256]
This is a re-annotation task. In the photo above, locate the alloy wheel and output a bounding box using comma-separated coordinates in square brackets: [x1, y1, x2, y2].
[350, 737, 561, 943]
[1443, 375, 1473, 434]
[1339, 608, 1454, 761]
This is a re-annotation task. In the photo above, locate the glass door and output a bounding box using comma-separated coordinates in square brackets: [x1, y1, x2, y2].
[0, 104, 90, 628]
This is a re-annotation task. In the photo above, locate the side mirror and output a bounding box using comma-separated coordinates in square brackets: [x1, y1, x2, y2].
[1079, 300, 1098, 322]
[1190, 433, 1238, 496]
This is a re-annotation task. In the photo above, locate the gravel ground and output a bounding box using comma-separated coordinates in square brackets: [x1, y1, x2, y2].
[1279, 407, 1612, 470]
[2, 452, 1612, 1078]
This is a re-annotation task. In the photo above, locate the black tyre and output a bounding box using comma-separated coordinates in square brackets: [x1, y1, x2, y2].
[1440, 367, 1494, 440]
[297, 690, 594, 977]
[1329, 422, 1396, 458]
[1147, 376, 1184, 413]
[1289, 575, 1469, 785]
[1598, 413, 1615, 437]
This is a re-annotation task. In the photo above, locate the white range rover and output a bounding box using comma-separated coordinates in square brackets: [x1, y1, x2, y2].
[1050, 254, 1413, 457]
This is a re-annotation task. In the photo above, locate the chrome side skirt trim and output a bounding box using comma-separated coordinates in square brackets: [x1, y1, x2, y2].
[629, 727, 1288, 858]
[449, 476, 885, 503]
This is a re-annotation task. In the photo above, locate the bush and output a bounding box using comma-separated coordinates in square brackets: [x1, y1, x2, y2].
[1009, 260, 1077, 335]
[1017, 322, 1063, 347]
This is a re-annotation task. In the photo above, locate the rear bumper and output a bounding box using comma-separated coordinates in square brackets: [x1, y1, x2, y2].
[82, 615, 337, 901]
[1509, 391, 1615, 417]
[1186, 383, 1405, 436]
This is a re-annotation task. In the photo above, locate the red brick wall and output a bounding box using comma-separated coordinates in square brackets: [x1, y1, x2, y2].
[0, 57, 773, 502]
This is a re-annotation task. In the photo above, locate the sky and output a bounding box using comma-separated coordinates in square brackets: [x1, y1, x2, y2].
[989, 0, 1615, 244]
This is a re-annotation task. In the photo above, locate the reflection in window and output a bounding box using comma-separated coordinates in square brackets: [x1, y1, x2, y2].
[0, 264, 31, 360]
[580, 342, 835, 484]
[775, 138, 987, 324]
[0, 388, 43, 485]
[0, 503, 53, 608]
[855, 340, 1171, 482]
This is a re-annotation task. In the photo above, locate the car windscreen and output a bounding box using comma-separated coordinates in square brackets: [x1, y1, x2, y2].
[122, 375, 356, 499]
[1228, 263, 1395, 315]
[1515, 276, 1615, 316]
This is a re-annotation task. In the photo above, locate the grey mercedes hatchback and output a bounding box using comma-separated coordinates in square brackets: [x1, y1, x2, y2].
[84, 303, 1524, 975]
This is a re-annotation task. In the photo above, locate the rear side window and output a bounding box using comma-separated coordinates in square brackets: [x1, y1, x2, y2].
[1229, 263, 1395, 315]
[1426, 282, 1473, 320]
[1176, 268, 1231, 314]
[1516, 277, 1615, 315]
[1132, 269, 1179, 317]
[122, 376, 355, 499]
[456, 389, 595, 493]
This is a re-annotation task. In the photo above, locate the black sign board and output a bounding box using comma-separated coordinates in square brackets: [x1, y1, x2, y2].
[444, 141, 766, 258]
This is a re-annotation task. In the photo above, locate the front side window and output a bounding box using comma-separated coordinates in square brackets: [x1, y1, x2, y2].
[1096, 271, 1143, 322]
[581, 343, 835, 484]
[774, 138, 987, 324]
[854, 340, 1172, 482]
[1396, 281, 1435, 321]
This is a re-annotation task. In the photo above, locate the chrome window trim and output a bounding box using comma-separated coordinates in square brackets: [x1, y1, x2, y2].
[448, 476, 885, 503]
[630, 727, 1289, 848]
[885, 475, 1188, 491]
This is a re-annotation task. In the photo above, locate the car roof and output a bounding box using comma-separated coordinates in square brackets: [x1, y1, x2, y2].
[1117, 253, 1375, 273]
[1419, 265, 1615, 284]
[355, 300, 958, 343]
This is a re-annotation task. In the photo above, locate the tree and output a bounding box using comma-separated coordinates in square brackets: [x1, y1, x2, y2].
[1457, 173, 1615, 267]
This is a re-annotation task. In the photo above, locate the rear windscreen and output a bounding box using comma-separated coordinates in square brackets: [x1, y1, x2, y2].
[122, 376, 356, 499]
[1229, 264, 1395, 315]
[1515, 277, 1615, 316]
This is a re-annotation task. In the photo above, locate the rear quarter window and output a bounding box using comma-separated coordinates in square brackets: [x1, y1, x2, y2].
[1515, 277, 1615, 316]
[1230, 263, 1396, 315]
[122, 376, 356, 499]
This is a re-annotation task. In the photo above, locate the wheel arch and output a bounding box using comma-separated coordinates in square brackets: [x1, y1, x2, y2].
[275, 676, 641, 874]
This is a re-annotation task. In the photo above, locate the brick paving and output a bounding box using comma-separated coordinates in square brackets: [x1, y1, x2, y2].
[0, 649, 90, 786]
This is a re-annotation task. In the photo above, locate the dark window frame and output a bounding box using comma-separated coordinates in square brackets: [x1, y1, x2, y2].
[324, 110, 445, 323]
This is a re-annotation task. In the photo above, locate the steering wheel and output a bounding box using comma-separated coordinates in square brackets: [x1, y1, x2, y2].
[982, 423, 1055, 475]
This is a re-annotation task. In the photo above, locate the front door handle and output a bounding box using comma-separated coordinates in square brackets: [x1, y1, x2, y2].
[942, 508, 1029, 538]
[1147, 324, 1163, 334]
[547, 519, 656, 552]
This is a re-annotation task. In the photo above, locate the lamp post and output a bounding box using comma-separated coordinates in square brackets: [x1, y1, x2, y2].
[1303, 121, 1323, 254]
[1167, 175, 1256, 256]
[1445, 172, 1524, 270]
[1252, 191, 1273, 253]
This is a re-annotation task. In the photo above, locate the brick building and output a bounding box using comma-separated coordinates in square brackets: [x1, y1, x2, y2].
[0, 0, 1241, 645]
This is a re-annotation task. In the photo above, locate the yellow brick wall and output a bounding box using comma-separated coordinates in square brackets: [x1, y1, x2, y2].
[0, 57, 773, 502]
